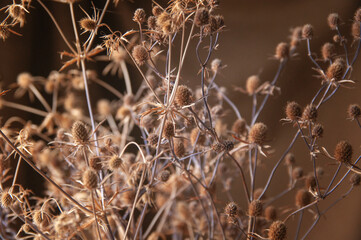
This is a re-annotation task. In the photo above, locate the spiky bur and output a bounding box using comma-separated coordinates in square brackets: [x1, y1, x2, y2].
[194, 8, 209, 27]
[305, 174, 316, 190]
[71, 120, 89, 143]
[152, 6, 162, 17]
[158, 169, 170, 182]
[147, 133, 159, 148]
[265, 206, 277, 221]
[173, 139, 185, 158]
[326, 58, 346, 81]
[321, 42, 335, 61]
[132, 45, 148, 66]
[89, 156, 102, 171]
[285, 101, 302, 121]
[163, 121, 175, 139]
[232, 118, 246, 135]
[327, 13, 339, 30]
[248, 122, 267, 145]
[292, 167, 304, 180]
[285, 152, 295, 166]
[311, 123, 324, 138]
[224, 202, 241, 224]
[248, 199, 263, 217]
[190, 128, 205, 146]
[108, 155, 123, 171]
[352, 21, 361, 40]
[295, 189, 312, 208]
[302, 24, 313, 39]
[133, 8, 146, 24]
[334, 140, 353, 164]
[268, 221, 287, 240]
[302, 104, 317, 122]
[348, 104, 361, 120]
[80, 18, 97, 32]
[275, 42, 290, 61]
[246, 75, 260, 95]
[82, 169, 98, 189]
[1, 191, 13, 208]
[175, 85, 193, 106]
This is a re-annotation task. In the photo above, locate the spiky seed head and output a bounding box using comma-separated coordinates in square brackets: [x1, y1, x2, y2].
[248, 122, 267, 145]
[0, 24, 10, 41]
[156, 11, 171, 28]
[305, 174, 316, 189]
[175, 85, 193, 106]
[163, 121, 175, 139]
[89, 156, 102, 171]
[352, 21, 360, 39]
[108, 155, 123, 171]
[158, 170, 170, 182]
[348, 104, 361, 119]
[82, 169, 98, 189]
[350, 173, 361, 186]
[116, 106, 131, 119]
[333, 34, 341, 43]
[132, 45, 148, 66]
[147, 16, 157, 29]
[133, 8, 146, 23]
[211, 58, 222, 73]
[225, 202, 240, 217]
[212, 142, 225, 153]
[326, 58, 346, 81]
[302, 24, 313, 39]
[248, 199, 263, 217]
[80, 18, 97, 32]
[195, 8, 209, 27]
[174, 139, 185, 158]
[1, 191, 13, 207]
[265, 206, 277, 221]
[295, 189, 312, 208]
[147, 133, 159, 147]
[311, 123, 324, 138]
[232, 118, 246, 135]
[97, 99, 111, 116]
[290, 26, 303, 47]
[190, 128, 205, 146]
[302, 104, 317, 122]
[275, 42, 289, 60]
[292, 167, 304, 180]
[71, 121, 89, 143]
[207, 15, 225, 33]
[321, 42, 335, 61]
[246, 75, 260, 95]
[17, 72, 33, 88]
[327, 13, 339, 30]
[152, 6, 162, 16]
[253, 188, 266, 200]
[334, 140, 353, 164]
[8, 4, 26, 26]
[285, 101, 302, 121]
[285, 153, 295, 166]
[268, 221, 287, 240]
[355, 8, 361, 22]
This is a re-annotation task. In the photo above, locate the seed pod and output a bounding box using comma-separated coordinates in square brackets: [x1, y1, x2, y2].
[265, 206, 277, 221]
[292, 167, 304, 180]
[80, 18, 97, 32]
[152, 6, 162, 16]
[225, 202, 240, 217]
[33, 211, 49, 228]
[333, 34, 341, 43]
[82, 169, 98, 189]
[211, 58, 222, 73]
[248, 199, 263, 217]
[327, 13, 339, 30]
[311, 123, 324, 138]
[147, 133, 159, 147]
[0, 25, 10, 41]
[132, 45, 148, 66]
[175, 85, 193, 106]
[195, 8, 209, 27]
[163, 121, 175, 139]
[352, 21, 360, 39]
[350, 173, 361, 186]
[133, 8, 146, 23]
[89, 156, 102, 171]
[232, 118, 246, 135]
[268, 221, 287, 240]
[1, 191, 13, 208]
[295, 189, 312, 208]
[71, 121, 89, 143]
[275, 42, 289, 60]
[148, 16, 157, 29]
[253, 188, 266, 200]
[285, 101, 302, 121]
[285, 152, 295, 166]
[158, 170, 170, 182]
[302, 24, 313, 39]
[248, 122, 267, 145]
[321, 42, 335, 61]
[190, 128, 205, 146]
[302, 104, 317, 122]
[334, 140, 353, 164]
[326, 58, 346, 81]
[290, 26, 303, 47]
[246, 75, 260, 95]
[355, 8, 361, 22]
[212, 142, 225, 153]
[347, 104, 361, 119]
[223, 140, 234, 152]
[108, 155, 123, 171]
[305, 174, 316, 190]
[174, 139, 185, 158]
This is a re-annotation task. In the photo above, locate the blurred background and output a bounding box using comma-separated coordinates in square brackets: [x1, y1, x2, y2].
[0, 0, 360, 239]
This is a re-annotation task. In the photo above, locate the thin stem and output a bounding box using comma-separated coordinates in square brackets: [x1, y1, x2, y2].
[29, 84, 52, 112]
[294, 210, 303, 240]
[2, 100, 48, 117]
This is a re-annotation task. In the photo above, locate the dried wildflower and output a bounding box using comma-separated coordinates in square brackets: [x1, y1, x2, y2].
[97, 99, 112, 116]
[206, 15, 225, 33]
[327, 13, 339, 30]
[253, 188, 266, 200]
[248, 122, 267, 145]
[158, 170, 170, 182]
[1, 191, 13, 207]
[246, 75, 260, 95]
[326, 58, 346, 81]
[0, 24, 11, 41]
[132, 45, 148, 66]
[292, 167, 304, 180]
[225, 202, 240, 219]
[147, 133, 159, 147]
[195, 8, 209, 27]
[163, 121, 175, 139]
[33, 210, 50, 228]
[7, 4, 28, 27]
[295, 189, 312, 207]
[302, 104, 317, 122]
[334, 140, 353, 164]
[312, 123, 324, 138]
[285, 152, 295, 166]
[17, 72, 33, 89]
[232, 118, 246, 135]
[108, 155, 123, 171]
[302, 24, 313, 39]
[71, 121, 90, 143]
[152, 6, 163, 16]
[333, 34, 341, 43]
[321, 42, 335, 61]
[175, 85, 193, 106]
[212, 142, 225, 153]
[156, 11, 171, 29]
[268, 221, 287, 240]
[133, 8, 146, 24]
[355, 8, 361, 22]
[190, 128, 205, 146]
[285, 101, 302, 121]
[351, 21, 360, 39]
[148, 16, 157, 29]
[80, 18, 97, 32]
[89, 156, 102, 170]
[174, 139, 185, 157]
[82, 169, 98, 189]
[305, 174, 316, 190]
[248, 199, 263, 217]
[290, 26, 302, 48]
[265, 206, 277, 221]
[275, 42, 289, 60]
[350, 173, 361, 186]
[211, 58, 222, 73]
[347, 104, 361, 120]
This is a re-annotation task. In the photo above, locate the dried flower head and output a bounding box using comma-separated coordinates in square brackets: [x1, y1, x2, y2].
[108, 155, 123, 171]
[248, 199, 263, 217]
[352, 21, 360, 39]
[158, 170, 170, 182]
[80, 18, 97, 32]
[225, 201, 240, 217]
[275, 42, 290, 60]
[7, 4, 27, 27]
[133, 8, 146, 24]
[302, 24, 313, 39]
[302, 104, 317, 122]
[190, 128, 205, 146]
[265, 206, 277, 221]
[326, 58, 346, 81]
[147, 133, 159, 147]
[292, 167, 304, 180]
[350, 173, 361, 186]
[347, 104, 361, 120]
[334, 140, 353, 164]
[311, 123, 324, 138]
[355, 8, 361, 22]
[290, 26, 302, 47]
[71, 121, 90, 143]
[1, 191, 13, 208]
[285, 152, 295, 166]
[327, 13, 339, 30]
[248, 122, 267, 145]
[246, 75, 260, 95]
[321, 42, 335, 61]
[295, 189, 312, 208]
[268, 221, 287, 240]
[148, 16, 157, 29]
[82, 169, 98, 189]
[132, 45, 148, 66]
[174, 139, 185, 158]
[152, 6, 162, 16]
[163, 121, 175, 139]
[232, 118, 246, 135]
[89, 156, 102, 171]
[285, 101, 302, 121]
[97, 99, 112, 116]
[195, 8, 209, 27]
[175, 85, 193, 106]
[17, 72, 33, 89]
